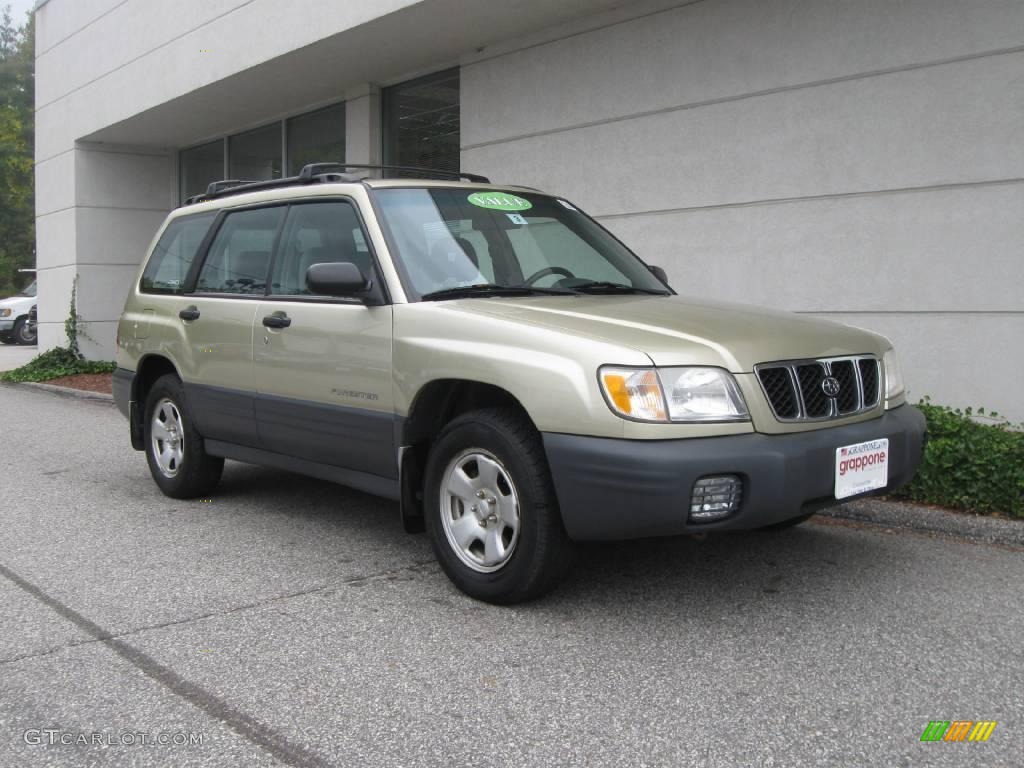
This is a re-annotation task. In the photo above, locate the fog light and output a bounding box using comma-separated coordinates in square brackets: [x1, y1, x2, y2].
[688, 475, 743, 522]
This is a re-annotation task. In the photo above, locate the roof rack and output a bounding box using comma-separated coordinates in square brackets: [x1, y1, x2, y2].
[183, 163, 491, 205]
[207, 179, 264, 195]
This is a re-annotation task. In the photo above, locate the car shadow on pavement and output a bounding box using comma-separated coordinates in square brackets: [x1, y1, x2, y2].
[208, 462, 903, 611]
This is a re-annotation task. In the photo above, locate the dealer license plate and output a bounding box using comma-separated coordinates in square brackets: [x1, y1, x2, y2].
[835, 438, 889, 500]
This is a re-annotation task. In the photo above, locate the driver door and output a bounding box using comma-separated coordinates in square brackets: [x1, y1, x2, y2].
[252, 199, 395, 479]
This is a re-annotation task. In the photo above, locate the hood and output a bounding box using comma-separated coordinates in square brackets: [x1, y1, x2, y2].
[447, 294, 889, 371]
[0, 293, 34, 312]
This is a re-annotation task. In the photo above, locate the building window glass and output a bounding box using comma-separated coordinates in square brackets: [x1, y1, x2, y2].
[180, 141, 224, 202]
[229, 123, 282, 182]
[383, 68, 460, 176]
[287, 103, 346, 176]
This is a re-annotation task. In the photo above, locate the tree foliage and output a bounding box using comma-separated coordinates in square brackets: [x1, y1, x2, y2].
[0, 4, 34, 297]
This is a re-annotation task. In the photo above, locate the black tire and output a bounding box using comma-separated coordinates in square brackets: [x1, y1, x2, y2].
[143, 374, 223, 498]
[13, 317, 36, 345]
[424, 407, 573, 604]
[759, 511, 816, 530]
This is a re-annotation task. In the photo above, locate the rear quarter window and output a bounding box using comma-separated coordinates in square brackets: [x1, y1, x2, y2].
[140, 213, 216, 294]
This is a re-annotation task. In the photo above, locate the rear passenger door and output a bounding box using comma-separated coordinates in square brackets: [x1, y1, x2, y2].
[178, 205, 286, 447]
[252, 199, 395, 478]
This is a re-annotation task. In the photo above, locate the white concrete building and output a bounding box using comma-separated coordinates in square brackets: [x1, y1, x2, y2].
[34, 0, 1024, 419]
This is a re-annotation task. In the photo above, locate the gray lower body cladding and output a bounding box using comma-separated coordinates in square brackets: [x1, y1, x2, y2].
[543, 405, 926, 541]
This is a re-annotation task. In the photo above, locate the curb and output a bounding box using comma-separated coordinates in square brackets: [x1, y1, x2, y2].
[823, 498, 1024, 548]
[10, 381, 115, 403]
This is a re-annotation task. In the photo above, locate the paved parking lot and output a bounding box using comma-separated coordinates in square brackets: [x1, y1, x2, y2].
[1, 383, 1021, 767]
[0, 343, 38, 372]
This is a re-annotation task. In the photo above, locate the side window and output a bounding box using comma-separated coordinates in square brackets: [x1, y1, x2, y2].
[195, 207, 285, 294]
[140, 213, 216, 294]
[270, 201, 373, 296]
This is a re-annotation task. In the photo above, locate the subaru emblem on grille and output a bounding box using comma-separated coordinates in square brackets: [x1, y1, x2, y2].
[821, 376, 841, 398]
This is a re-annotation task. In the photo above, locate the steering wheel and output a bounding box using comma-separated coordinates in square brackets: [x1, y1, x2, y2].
[524, 266, 575, 286]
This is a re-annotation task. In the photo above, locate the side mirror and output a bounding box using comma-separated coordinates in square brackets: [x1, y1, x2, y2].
[306, 262, 372, 297]
[647, 264, 670, 286]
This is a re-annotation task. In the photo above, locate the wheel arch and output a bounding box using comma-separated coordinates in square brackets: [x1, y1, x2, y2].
[129, 354, 181, 450]
[399, 379, 535, 533]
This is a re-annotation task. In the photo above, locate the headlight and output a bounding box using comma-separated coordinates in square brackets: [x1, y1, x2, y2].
[883, 348, 905, 407]
[659, 367, 749, 421]
[0, 308, 11, 317]
[600, 366, 749, 422]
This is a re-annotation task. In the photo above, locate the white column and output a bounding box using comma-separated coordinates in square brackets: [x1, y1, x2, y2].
[344, 84, 382, 166]
[35, 143, 174, 360]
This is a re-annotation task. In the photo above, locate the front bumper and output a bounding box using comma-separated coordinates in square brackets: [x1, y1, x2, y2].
[0, 319, 14, 331]
[543, 404, 926, 541]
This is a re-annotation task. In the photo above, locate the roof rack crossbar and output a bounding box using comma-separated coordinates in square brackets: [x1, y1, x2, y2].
[205, 179, 264, 195]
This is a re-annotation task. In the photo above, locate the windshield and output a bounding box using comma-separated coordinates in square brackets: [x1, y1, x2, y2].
[18, 280, 36, 297]
[372, 188, 669, 300]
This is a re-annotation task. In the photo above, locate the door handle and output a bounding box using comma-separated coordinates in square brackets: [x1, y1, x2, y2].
[262, 314, 291, 329]
[178, 307, 200, 321]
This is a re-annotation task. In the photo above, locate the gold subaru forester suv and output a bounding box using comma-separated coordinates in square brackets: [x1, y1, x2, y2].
[115, 164, 926, 603]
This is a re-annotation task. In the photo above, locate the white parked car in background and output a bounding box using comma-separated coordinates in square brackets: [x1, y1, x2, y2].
[0, 280, 37, 346]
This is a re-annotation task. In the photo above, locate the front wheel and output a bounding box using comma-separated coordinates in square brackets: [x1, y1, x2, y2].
[13, 317, 36, 345]
[425, 408, 573, 604]
[143, 374, 223, 498]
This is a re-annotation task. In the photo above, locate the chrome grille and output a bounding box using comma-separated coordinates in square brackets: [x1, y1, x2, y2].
[858, 358, 880, 408]
[755, 355, 881, 422]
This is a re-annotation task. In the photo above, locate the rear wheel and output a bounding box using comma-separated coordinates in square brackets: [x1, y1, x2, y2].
[13, 317, 36, 345]
[143, 374, 223, 498]
[425, 408, 573, 604]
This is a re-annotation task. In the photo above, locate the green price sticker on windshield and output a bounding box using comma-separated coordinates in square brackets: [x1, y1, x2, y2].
[467, 192, 533, 212]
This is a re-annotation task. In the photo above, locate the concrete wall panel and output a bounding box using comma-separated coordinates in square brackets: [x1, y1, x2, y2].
[34, 264, 76, 342]
[463, 0, 1024, 147]
[34, 0, 421, 108]
[74, 264, 141, 325]
[75, 149, 174, 211]
[35, 151, 76, 216]
[34, 0, 124, 55]
[464, 51, 1024, 215]
[603, 182, 1024, 313]
[35, 208, 76, 271]
[75, 208, 169, 267]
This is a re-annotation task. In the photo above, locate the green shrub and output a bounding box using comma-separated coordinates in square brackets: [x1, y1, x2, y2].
[892, 398, 1024, 518]
[0, 346, 115, 383]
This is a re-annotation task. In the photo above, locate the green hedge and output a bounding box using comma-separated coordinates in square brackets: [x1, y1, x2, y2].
[892, 399, 1024, 518]
[0, 347, 115, 383]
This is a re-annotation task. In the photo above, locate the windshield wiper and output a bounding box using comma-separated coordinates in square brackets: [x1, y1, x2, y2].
[571, 281, 669, 295]
[420, 283, 573, 301]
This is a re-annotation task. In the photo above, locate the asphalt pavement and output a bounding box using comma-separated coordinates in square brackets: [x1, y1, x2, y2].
[1, 383, 1021, 767]
[0, 343, 38, 372]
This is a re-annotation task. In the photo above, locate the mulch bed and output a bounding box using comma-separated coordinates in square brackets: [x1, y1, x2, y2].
[43, 372, 113, 394]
